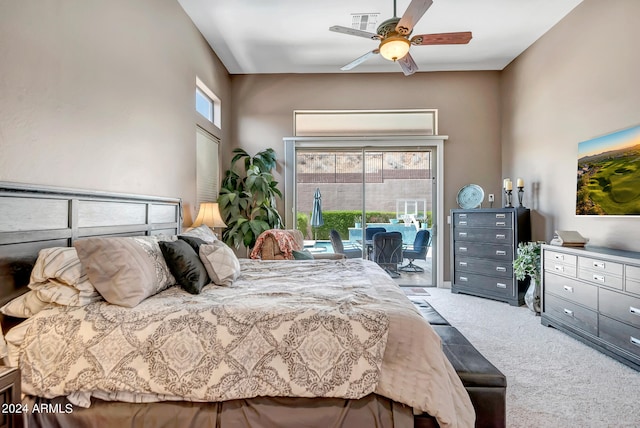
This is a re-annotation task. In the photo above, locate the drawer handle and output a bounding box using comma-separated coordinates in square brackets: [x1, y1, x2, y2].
[555, 265, 565, 272]
[495, 222, 506, 226]
[460, 214, 467, 218]
[496, 266, 507, 272]
[592, 261, 605, 269]
[496, 250, 507, 256]
[631, 336, 640, 347]
[630, 306, 640, 316]
[496, 283, 507, 289]
[495, 214, 506, 219]
[459, 232, 467, 237]
[496, 234, 506, 239]
[459, 261, 468, 267]
[563, 308, 574, 317]
[593, 274, 605, 282]
[459, 221, 468, 226]
[563, 285, 574, 293]
[459, 276, 468, 282]
[459, 247, 468, 252]
[554, 254, 565, 261]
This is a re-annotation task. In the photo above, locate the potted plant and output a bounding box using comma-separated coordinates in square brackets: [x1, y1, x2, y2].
[513, 241, 542, 313]
[354, 215, 362, 229]
[218, 148, 283, 252]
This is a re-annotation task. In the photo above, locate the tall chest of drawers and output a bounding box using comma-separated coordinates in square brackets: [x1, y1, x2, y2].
[450, 208, 531, 306]
[541, 245, 640, 371]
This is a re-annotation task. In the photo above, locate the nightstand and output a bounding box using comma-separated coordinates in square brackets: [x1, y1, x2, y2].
[0, 367, 21, 428]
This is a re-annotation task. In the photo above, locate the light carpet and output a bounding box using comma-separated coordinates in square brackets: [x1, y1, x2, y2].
[423, 287, 640, 428]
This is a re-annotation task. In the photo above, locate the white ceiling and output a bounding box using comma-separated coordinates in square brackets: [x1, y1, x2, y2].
[177, 0, 583, 75]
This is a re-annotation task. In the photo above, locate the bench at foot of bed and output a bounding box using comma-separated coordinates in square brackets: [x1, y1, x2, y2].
[413, 300, 506, 428]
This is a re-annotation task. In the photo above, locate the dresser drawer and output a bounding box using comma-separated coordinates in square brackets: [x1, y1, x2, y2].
[453, 228, 513, 244]
[626, 265, 640, 296]
[544, 273, 597, 310]
[544, 294, 598, 336]
[454, 242, 513, 261]
[577, 268, 623, 290]
[544, 259, 577, 277]
[455, 256, 513, 278]
[599, 288, 640, 329]
[579, 256, 623, 276]
[599, 315, 640, 359]
[454, 212, 512, 228]
[544, 250, 577, 268]
[454, 272, 512, 297]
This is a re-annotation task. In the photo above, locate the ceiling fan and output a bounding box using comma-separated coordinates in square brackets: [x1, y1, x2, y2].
[329, 0, 472, 76]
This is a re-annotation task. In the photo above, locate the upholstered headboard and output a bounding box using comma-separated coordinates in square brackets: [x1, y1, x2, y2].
[0, 182, 182, 311]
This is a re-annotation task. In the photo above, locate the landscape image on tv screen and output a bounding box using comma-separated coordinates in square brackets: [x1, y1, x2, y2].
[576, 125, 640, 216]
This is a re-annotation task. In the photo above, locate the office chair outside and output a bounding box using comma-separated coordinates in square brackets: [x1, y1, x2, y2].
[329, 229, 362, 259]
[399, 229, 430, 272]
[372, 232, 403, 278]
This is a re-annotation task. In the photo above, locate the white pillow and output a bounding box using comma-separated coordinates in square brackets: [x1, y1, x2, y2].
[199, 241, 240, 286]
[29, 247, 97, 297]
[0, 291, 49, 318]
[180, 225, 218, 244]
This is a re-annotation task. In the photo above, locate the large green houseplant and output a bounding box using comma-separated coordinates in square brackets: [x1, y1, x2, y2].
[218, 148, 282, 250]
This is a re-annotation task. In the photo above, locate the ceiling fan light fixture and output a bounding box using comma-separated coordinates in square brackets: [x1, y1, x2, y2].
[379, 36, 410, 62]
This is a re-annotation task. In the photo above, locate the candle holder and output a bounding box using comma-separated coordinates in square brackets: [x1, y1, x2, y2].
[517, 186, 524, 207]
[505, 189, 513, 207]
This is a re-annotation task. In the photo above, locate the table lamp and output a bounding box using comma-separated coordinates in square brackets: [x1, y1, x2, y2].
[192, 202, 227, 237]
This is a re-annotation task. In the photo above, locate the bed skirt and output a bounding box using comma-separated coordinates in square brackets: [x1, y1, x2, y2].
[23, 394, 433, 428]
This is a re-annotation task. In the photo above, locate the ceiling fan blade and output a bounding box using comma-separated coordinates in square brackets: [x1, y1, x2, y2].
[397, 52, 418, 76]
[330, 25, 380, 40]
[341, 49, 379, 71]
[396, 0, 433, 36]
[411, 31, 473, 46]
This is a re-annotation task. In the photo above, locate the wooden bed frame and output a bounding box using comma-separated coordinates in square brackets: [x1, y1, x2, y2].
[0, 181, 181, 311]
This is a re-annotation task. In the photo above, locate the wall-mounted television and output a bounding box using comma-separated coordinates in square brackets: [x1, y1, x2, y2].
[576, 124, 640, 216]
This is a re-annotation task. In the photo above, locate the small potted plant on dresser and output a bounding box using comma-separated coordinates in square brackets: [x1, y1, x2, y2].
[513, 241, 542, 314]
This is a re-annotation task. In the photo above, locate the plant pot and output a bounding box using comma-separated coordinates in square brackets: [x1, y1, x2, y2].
[354, 223, 361, 229]
[525, 277, 541, 314]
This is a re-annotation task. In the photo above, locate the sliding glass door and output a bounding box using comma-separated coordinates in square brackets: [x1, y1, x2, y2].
[293, 146, 434, 286]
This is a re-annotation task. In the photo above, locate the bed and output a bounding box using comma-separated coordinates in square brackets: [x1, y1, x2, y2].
[0, 182, 474, 428]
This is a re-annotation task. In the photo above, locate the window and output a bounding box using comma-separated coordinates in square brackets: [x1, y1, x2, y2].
[195, 77, 221, 128]
[196, 127, 220, 206]
[196, 88, 213, 122]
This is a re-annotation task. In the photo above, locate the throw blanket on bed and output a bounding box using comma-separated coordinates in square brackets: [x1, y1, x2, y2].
[13, 259, 474, 428]
[249, 229, 300, 260]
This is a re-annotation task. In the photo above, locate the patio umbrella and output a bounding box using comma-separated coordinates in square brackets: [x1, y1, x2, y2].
[310, 187, 324, 240]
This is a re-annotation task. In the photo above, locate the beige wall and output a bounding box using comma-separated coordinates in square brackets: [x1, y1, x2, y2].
[229, 72, 502, 274]
[0, 0, 231, 224]
[501, 0, 640, 251]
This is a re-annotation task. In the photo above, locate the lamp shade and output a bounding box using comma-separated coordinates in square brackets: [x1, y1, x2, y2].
[192, 202, 227, 229]
[379, 36, 410, 61]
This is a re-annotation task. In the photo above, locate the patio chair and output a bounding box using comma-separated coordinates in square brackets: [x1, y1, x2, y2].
[399, 229, 430, 272]
[371, 231, 403, 278]
[365, 227, 387, 241]
[329, 229, 362, 259]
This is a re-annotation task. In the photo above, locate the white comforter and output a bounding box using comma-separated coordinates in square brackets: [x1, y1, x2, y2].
[8, 259, 474, 428]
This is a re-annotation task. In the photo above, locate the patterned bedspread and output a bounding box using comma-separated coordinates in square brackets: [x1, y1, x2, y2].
[12, 259, 474, 428]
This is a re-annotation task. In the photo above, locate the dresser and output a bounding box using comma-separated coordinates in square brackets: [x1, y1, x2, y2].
[450, 208, 531, 306]
[541, 244, 640, 371]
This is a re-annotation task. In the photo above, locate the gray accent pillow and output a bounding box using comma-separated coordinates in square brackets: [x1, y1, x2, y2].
[199, 241, 241, 286]
[160, 240, 209, 294]
[74, 236, 176, 307]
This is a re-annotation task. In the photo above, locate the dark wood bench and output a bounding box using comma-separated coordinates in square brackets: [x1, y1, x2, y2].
[412, 300, 506, 428]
